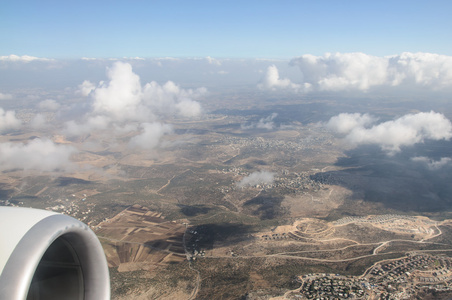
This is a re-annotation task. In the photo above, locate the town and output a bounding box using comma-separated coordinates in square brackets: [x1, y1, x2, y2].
[292, 253, 452, 299]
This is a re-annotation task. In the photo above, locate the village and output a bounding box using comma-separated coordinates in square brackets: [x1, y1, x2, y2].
[291, 253, 452, 299]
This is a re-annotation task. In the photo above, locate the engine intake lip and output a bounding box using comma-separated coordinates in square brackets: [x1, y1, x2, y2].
[0, 208, 110, 300]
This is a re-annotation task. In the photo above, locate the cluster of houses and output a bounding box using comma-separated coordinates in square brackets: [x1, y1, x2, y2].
[297, 254, 452, 299]
[261, 233, 288, 241]
[334, 214, 417, 226]
[299, 274, 366, 299]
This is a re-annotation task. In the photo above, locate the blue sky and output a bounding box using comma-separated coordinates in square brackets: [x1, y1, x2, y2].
[1, 0, 451, 59]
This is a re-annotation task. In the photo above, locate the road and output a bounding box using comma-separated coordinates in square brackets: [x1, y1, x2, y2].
[156, 169, 191, 194]
[183, 223, 201, 300]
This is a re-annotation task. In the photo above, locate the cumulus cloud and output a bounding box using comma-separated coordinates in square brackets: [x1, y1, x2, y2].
[0, 92, 13, 100]
[258, 65, 305, 92]
[0, 54, 53, 62]
[89, 62, 205, 121]
[175, 98, 202, 117]
[142, 80, 206, 118]
[0, 108, 22, 133]
[92, 62, 144, 121]
[242, 113, 278, 130]
[0, 139, 77, 172]
[326, 113, 377, 134]
[327, 111, 452, 154]
[78, 80, 96, 96]
[128, 122, 173, 149]
[237, 171, 275, 188]
[411, 156, 452, 170]
[38, 99, 60, 111]
[290, 52, 452, 92]
[66, 62, 206, 140]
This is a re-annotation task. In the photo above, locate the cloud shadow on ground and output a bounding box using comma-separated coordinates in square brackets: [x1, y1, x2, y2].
[243, 193, 285, 220]
[311, 140, 452, 214]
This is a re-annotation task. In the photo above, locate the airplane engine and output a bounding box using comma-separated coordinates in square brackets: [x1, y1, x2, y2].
[0, 207, 110, 300]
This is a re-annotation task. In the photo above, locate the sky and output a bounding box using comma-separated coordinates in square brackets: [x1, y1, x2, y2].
[1, 0, 452, 59]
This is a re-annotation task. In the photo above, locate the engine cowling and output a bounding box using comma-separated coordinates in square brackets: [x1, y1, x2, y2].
[0, 207, 110, 300]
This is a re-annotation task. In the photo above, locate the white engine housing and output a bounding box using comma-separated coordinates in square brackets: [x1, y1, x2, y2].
[0, 207, 110, 299]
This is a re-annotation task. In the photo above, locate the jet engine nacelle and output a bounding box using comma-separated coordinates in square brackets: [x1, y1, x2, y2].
[0, 207, 110, 300]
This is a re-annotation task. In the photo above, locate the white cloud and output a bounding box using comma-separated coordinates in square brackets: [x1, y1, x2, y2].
[0, 92, 13, 100]
[78, 80, 96, 97]
[0, 54, 53, 62]
[0, 108, 22, 133]
[30, 114, 47, 129]
[128, 122, 173, 149]
[206, 56, 221, 66]
[38, 99, 60, 111]
[141, 80, 206, 118]
[66, 61, 206, 142]
[291, 53, 388, 91]
[411, 156, 452, 170]
[326, 113, 377, 134]
[389, 52, 452, 88]
[123, 56, 145, 60]
[175, 98, 202, 118]
[290, 52, 452, 92]
[0, 139, 76, 172]
[64, 115, 111, 136]
[92, 62, 144, 121]
[237, 171, 275, 188]
[154, 57, 180, 61]
[242, 113, 278, 130]
[257, 113, 278, 130]
[258, 65, 305, 92]
[327, 111, 452, 154]
[81, 62, 206, 123]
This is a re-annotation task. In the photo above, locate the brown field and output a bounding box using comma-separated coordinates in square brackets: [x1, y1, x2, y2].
[95, 204, 187, 272]
[282, 186, 350, 218]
